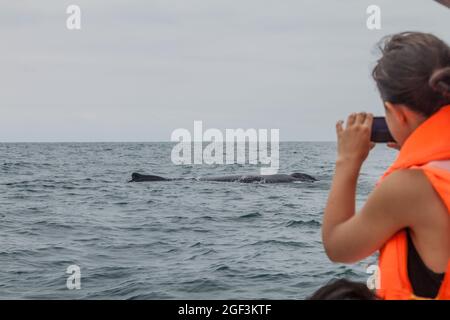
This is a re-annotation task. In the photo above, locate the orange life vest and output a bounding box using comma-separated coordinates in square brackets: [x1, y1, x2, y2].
[376, 104, 450, 300]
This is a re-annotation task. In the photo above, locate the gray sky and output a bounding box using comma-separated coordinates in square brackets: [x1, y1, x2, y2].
[1, 0, 449, 142]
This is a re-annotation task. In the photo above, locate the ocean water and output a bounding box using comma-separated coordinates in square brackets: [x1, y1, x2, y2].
[0, 142, 397, 299]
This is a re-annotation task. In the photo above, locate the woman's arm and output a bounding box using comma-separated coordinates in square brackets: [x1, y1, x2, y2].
[322, 168, 420, 263]
[321, 112, 416, 263]
[322, 113, 374, 252]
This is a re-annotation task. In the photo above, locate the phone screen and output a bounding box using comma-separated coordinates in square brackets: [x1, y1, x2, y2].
[371, 117, 395, 143]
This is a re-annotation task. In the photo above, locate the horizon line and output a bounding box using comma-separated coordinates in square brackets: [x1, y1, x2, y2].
[0, 140, 336, 143]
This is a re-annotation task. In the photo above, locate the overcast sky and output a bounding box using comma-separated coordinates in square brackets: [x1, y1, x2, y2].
[1, 0, 449, 142]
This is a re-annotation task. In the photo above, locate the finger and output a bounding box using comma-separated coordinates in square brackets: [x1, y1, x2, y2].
[370, 142, 376, 150]
[355, 112, 367, 125]
[387, 142, 400, 150]
[363, 113, 373, 128]
[346, 113, 356, 127]
[387, 142, 399, 150]
[336, 120, 344, 135]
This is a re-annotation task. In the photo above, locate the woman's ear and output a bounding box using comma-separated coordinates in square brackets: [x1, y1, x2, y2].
[385, 101, 407, 124]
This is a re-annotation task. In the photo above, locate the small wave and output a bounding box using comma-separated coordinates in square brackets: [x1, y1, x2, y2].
[199, 189, 215, 194]
[213, 264, 231, 271]
[192, 228, 210, 233]
[246, 272, 292, 281]
[190, 242, 202, 248]
[202, 249, 217, 255]
[114, 202, 129, 206]
[238, 212, 262, 219]
[85, 279, 142, 298]
[335, 266, 363, 278]
[4, 181, 32, 186]
[41, 184, 56, 189]
[128, 292, 175, 299]
[249, 239, 310, 248]
[285, 219, 321, 228]
[83, 267, 136, 282]
[178, 278, 230, 293]
[61, 185, 77, 190]
[2, 161, 34, 167]
[34, 221, 76, 230]
[186, 249, 218, 260]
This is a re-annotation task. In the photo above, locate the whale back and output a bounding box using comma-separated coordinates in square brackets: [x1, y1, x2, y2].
[131, 173, 167, 182]
[290, 172, 317, 182]
[199, 175, 243, 182]
[201, 174, 295, 183]
[129, 172, 316, 183]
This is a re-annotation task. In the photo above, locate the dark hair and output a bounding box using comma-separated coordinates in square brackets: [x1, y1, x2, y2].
[372, 32, 450, 117]
[307, 279, 379, 300]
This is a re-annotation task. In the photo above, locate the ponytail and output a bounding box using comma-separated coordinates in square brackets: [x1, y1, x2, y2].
[429, 67, 450, 99]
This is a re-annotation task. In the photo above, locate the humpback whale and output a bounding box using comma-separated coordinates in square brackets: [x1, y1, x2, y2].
[129, 172, 316, 183]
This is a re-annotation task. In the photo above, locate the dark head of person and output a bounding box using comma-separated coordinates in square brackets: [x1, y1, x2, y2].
[372, 32, 450, 117]
[308, 279, 379, 300]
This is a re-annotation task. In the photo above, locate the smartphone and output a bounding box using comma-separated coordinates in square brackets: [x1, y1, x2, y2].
[371, 117, 395, 143]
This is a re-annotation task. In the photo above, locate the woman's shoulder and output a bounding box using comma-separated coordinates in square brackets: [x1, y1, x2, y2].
[378, 168, 430, 197]
[375, 168, 445, 224]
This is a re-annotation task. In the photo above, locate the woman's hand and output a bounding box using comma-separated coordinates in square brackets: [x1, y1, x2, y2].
[336, 112, 375, 167]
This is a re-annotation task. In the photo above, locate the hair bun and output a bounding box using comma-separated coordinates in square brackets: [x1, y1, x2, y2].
[429, 67, 450, 99]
